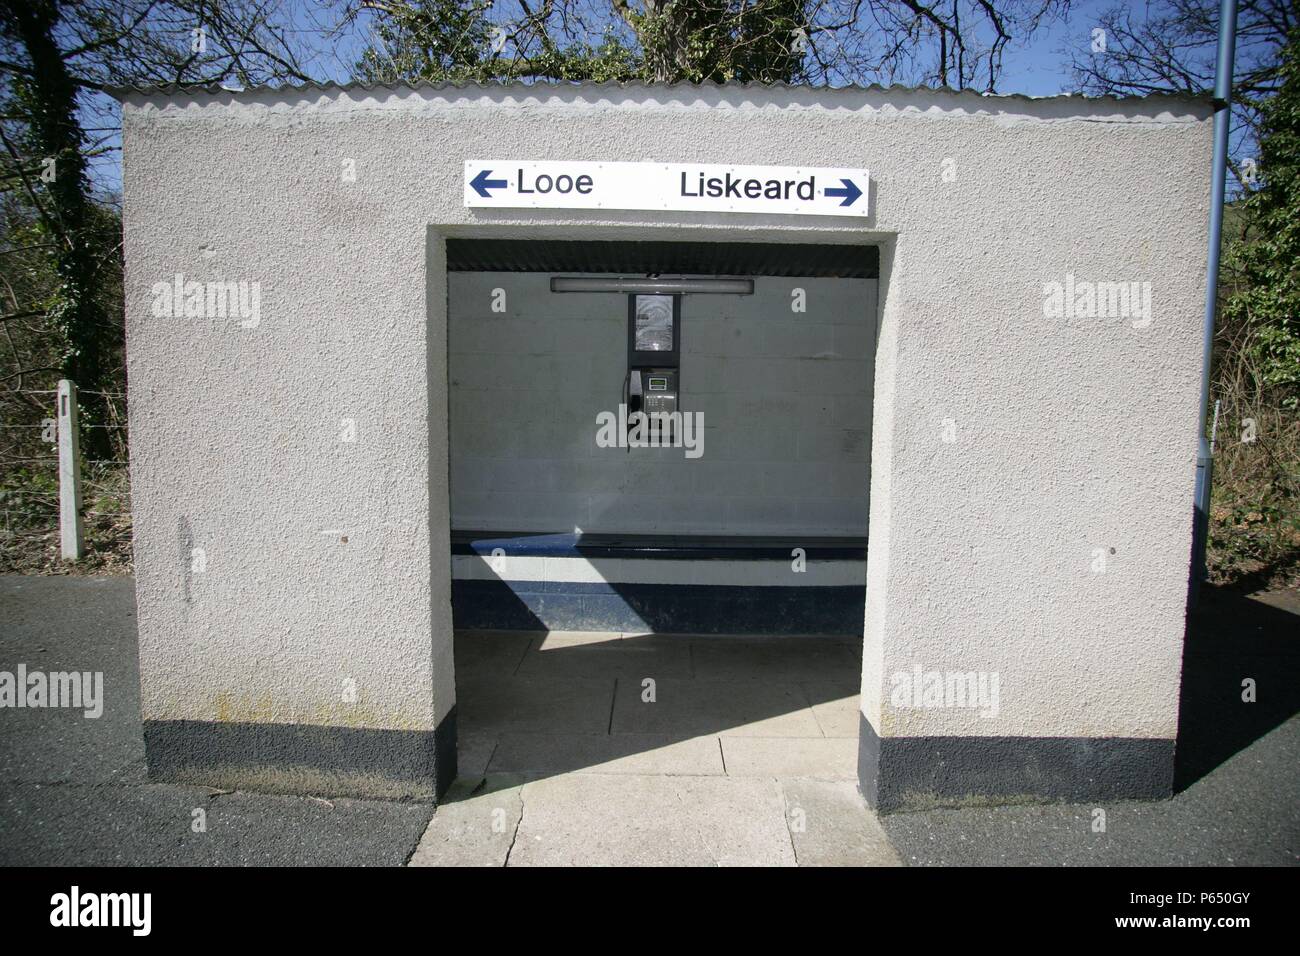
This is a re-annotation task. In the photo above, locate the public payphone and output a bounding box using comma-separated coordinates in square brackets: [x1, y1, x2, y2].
[625, 293, 680, 442]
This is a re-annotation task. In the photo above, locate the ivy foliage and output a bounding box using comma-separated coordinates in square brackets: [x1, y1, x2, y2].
[1222, 28, 1300, 408]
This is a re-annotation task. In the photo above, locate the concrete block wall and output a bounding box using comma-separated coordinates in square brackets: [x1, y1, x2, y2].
[449, 272, 875, 535]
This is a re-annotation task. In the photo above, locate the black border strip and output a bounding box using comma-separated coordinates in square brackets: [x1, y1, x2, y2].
[142, 709, 457, 802]
[858, 713, 1175, 812]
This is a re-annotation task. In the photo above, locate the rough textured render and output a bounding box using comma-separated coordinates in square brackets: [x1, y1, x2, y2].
[119, 82, 1211, 804]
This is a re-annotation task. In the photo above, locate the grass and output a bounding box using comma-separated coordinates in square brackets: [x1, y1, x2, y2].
[0, 461, 133, 575]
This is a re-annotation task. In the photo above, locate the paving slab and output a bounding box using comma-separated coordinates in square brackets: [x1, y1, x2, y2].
[504, 773, 797, 867]
[781, 779, 902, 866]
[514, 631, 693, 678]
[690, 637, 861, 681]
[802, 682, 861, 737]
[721, 737, 858, 780]
[452, 630, 535, 677]
[456, 675, 616, 735]
[455, 733, 500, 779]
[610, 678, 823, 737]
[408, 775, 526, 867]
[487, 733, 725, 776]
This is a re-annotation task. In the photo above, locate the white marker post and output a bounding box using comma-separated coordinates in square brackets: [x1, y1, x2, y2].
[57, 379, 84, 560]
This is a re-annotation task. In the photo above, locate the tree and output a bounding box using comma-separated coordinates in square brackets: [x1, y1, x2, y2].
[353, 0, 639, 82]
[1068, 0, 1295, 188]
[350, 0, 1071, 90]
[2, 2, 118, 458]
[614, 0, 808, 83]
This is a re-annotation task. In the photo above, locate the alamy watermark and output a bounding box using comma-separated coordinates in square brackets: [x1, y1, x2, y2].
[150, 272, 261, 328]
[890, 665, 1000, 718]
[1042, 273, 1152, 328]
[596, 405, 704, 458]
[0, 665, 103, 718]
[50, 886, 150, 936]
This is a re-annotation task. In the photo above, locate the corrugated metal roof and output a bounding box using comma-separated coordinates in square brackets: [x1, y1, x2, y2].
[109, 76, 1210, 109]
[446, 238, 879, 278]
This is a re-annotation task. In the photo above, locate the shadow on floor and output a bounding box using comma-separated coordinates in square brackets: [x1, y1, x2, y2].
[450, 627, 863, 789]
[1175, 585, 1300, 791]
[452, 582, 1300, 801]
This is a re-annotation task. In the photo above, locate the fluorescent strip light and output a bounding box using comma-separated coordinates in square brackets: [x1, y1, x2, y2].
[550, 277, 754, 295]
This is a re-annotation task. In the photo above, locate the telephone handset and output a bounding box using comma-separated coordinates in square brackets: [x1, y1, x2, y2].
[625, 369, 644, 416]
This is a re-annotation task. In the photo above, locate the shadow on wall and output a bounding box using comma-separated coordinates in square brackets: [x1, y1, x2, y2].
[1175, 585, 1300, 791]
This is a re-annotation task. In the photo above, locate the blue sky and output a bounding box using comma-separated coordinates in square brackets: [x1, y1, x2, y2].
[1001, 0, 1115, 96]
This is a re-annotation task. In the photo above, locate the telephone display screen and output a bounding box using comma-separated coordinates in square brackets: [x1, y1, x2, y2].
[634, 295, 674, 352]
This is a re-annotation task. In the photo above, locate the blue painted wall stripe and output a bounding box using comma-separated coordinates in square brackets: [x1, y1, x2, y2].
[451, 579, 866, 635]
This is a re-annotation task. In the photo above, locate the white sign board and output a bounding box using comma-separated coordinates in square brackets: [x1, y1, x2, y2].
[464, 160, 870, 217]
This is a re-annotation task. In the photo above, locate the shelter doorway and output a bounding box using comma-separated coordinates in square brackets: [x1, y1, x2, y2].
[442, 237, 878, 786]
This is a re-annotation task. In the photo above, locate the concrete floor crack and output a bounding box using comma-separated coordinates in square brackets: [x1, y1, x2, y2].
[503, 787, 525, 867]
[779, 781, 800, 866]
